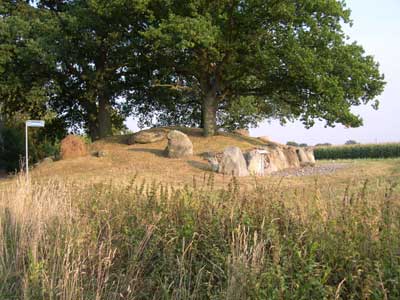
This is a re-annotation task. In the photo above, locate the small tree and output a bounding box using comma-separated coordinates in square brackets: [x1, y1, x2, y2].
[345, 140, 358, 145]
[287, 141, 299, 147]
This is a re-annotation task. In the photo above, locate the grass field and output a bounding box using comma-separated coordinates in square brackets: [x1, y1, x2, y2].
[1, 132, 400, 299]
[315, 143, 400, 160]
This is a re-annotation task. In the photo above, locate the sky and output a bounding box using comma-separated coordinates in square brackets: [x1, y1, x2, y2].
[126, 0, 400, 146]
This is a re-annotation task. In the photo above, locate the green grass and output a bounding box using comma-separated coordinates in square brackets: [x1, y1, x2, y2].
[315, 143, 400, 160]
[1, 169, 400, 299]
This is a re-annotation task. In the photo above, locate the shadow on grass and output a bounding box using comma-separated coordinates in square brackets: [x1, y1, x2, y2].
[187, 160, 212, 171]
[128, 148, 166, 157]
[102, 134, 132, 145]
[217, 132, 268, 147]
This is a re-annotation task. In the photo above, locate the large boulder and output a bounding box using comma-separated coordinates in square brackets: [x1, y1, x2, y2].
[284, 147, 301, 168]
[297, 147, 315, 166]
[219, 146, 249, 177]
[263, 146, 300, 174]
[305, 148, 316, 165]
[245, 150, 265, 176]
[166, 130, 193, 158]
[60, 135, 88, 160]
[264, 148, 286, 174]
[129, 129, 167, 144]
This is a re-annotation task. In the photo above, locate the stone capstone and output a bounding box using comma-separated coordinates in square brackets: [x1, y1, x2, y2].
[129, 129, 167, 144]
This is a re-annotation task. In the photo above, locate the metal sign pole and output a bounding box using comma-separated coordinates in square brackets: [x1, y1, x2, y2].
[25, 120, 45, 181]
[26, 121, 29, 180]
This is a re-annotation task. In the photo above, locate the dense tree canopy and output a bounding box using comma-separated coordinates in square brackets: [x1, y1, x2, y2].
[140, 0, 385, 136]
[0, 2, 57, 124]
[1, 0, 150, 140]
[0, 0, 385, 139]
[38, 0, 151, 139]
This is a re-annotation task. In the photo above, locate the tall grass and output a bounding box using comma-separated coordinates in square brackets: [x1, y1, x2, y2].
[315, 143, 400, 160]
[1, 174, 400, 299]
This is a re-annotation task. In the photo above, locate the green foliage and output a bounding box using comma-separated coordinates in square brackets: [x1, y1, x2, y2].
[0, 122, 61, 172]
[345, 139, 359, 145]
[315, 142, 332, 147]
[0, 126, 24, 172]
[1, 1, 151, 140]
[0, 1, 59, 122]
[138, 0, 385, 133]
[315, 143, 400, 159]
[0, 0, 387, 138]
[287, 141, 299, 147]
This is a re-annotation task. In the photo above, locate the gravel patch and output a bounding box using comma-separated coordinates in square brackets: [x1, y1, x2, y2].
[271, 163, 350, 177]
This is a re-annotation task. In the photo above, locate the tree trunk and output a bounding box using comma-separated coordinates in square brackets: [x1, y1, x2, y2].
[98, 95, 112, 139]
[202, 94, 218, 137]
[88, 120, 99, 141]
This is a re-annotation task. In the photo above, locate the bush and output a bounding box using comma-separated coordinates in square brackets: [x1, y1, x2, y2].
[0, 126, 25, 172]
[345, 140, 358, 145]
[315, 143, 332, 147]
[286, 141, 299, 147]
[315, 143, 400, 160]
[0, 125, 61, 172]
[287, 142, 308, 147]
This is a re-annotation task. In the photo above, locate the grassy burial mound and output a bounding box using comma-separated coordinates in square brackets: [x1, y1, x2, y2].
[29, 127, 325, 186]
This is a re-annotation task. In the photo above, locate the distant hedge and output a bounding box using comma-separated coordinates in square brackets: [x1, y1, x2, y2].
[314, 143, 400, 160]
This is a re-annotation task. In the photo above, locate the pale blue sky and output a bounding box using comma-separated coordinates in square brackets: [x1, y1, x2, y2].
[126, 0, 400, 145]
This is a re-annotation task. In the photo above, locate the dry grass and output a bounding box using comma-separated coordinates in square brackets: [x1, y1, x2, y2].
[15, 128, 398, 190]
[1, 161, 399, 299]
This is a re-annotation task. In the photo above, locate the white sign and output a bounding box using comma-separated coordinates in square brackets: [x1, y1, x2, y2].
[26, 120, 45, 127]
[25, 119, 45, 181]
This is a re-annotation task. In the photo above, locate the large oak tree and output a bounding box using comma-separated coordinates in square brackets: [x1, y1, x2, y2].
[1, 0, 151, 140]
[142, 0, 385, 136]
[40, 0, 150, 140]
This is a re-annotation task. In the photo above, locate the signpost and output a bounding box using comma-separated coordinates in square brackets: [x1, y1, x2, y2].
[25, 120, 45, 180]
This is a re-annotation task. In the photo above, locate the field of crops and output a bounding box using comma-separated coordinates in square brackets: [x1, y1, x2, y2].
[315, 143, 400, 159]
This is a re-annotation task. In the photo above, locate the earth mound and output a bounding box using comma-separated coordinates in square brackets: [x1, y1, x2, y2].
[60, 135, 88, 160]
